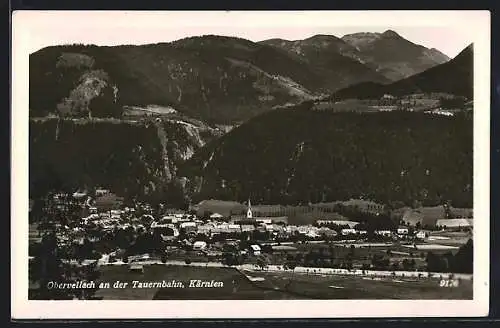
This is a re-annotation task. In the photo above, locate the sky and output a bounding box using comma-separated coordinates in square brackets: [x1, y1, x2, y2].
[14, 11, 484, 58]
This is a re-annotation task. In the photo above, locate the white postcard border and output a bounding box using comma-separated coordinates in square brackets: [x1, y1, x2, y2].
[11, 10, 491, 319]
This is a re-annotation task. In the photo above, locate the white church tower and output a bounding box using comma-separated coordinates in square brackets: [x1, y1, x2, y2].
[246, 198, 253, 219]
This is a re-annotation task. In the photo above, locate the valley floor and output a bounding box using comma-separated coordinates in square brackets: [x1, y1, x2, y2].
[93, 261, 472, 300]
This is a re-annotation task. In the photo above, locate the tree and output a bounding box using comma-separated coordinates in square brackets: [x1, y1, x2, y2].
[452, 238, 473, 273]
[261, 244, 273, 254]
[202, 211, 213, 221]
[349, 244, 356, 256]
[222, 252, 241, 266]
[151, 229, 165, 254]
[29, 231, 100, 300]
[284, 259, 298, 290]
[410, 259, 416, 271]
[402, 259, 412, 271]
[256, 255, 269, 271]
[285, 260, 297, 272]
[426, 251, 448, 272]
[78, 263, 101, 300]
[371, 254, 390, 270]
[29, 232, 71, 299]
[185, 258, 192, 265]
[88, 84, 122, 118]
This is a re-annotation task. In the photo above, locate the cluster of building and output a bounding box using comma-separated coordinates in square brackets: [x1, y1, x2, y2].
[31, 190, 473, 265]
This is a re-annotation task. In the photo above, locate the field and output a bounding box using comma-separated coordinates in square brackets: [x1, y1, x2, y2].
[404, 244, 459, 251]
[95, 265, 295, 300]
[312, 99, 382, 112]
[426, 231, 472, 246]
[144, 239, 466, 272]
[94, 264, 472, 300]
[123, 105, 178, 116]
[251, 270, 472, 299]
[289, 241, 460, 263]
[311, 97, 442, 113]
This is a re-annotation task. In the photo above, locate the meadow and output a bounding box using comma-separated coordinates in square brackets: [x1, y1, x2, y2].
[94, 264, 472, 300]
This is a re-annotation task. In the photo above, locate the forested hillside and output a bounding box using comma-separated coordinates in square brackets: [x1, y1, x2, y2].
[181, 109, 472, 208]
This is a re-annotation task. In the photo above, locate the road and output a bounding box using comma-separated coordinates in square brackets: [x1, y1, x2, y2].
[99, 258, 473, 281]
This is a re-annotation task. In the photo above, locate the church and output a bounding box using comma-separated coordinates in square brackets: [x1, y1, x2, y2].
[229, 198, 287, 225]
[228, 198, 255, 224]
[246, 199, 253, 220]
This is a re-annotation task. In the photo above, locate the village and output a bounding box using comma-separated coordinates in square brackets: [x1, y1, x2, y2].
[311, 92, 472, 117]
[29, 188, 473, 278]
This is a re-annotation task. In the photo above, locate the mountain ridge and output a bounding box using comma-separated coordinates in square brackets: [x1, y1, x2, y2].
[30, 38, 323, 124]
[340, 30, 450, 80]
[333, 43, 472, 100]
[260, 30, 450, 82]
[30, 32, 452, 124]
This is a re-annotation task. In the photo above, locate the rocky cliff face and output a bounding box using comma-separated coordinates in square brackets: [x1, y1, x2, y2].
[340, 30, 450, 81]
[29, 117, 221, 205]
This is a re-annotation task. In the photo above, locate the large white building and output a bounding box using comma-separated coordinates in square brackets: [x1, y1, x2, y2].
[397, 227, 409, 235]
[193, 241, 208, 251]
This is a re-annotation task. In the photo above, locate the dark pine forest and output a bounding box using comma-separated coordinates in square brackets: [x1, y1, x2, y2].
[183, 109, 472, 208]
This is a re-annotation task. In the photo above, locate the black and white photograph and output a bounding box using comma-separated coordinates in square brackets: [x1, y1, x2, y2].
[11, 10, 490, 318]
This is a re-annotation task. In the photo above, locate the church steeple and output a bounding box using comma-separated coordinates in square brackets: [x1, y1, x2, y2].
[246, 198, 253, 219]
